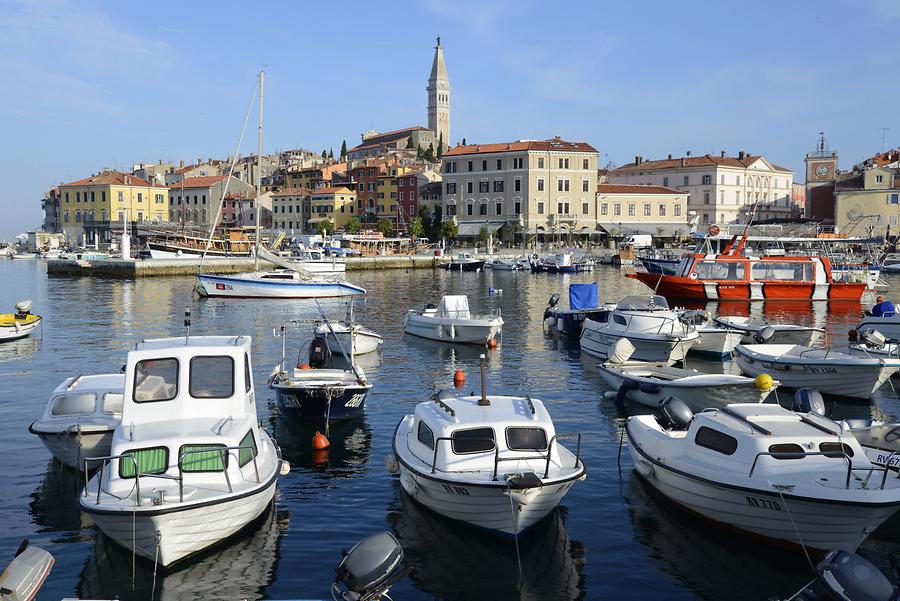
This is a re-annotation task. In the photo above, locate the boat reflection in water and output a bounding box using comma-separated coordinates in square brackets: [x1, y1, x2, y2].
[387, 485, 586, 601]
[0, 333, 39, 363]
[271, 413, 371, 476]
[29, 459, 92, 537]
[77, 507, 289, 601]
[624, 476, 808, 601]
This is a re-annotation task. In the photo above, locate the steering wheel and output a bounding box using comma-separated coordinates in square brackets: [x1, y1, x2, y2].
[884, 426, 900, 444]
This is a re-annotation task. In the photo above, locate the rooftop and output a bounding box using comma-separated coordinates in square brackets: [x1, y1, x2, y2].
[443, 136, 597, 157]
[168, 175, 227, 189]
[612, 153, 791, 174]
[310, 186, 354, 195]
[597, 184, 684, 195]
[61, 171, 163, 188]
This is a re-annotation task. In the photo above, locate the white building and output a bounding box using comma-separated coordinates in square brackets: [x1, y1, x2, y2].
[609, 151, 794, 226]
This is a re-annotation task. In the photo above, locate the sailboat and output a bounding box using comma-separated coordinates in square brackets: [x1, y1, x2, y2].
[195, 71, 366, 299]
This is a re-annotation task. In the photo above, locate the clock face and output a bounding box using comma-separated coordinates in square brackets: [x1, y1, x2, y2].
[816, 165, 829, 177]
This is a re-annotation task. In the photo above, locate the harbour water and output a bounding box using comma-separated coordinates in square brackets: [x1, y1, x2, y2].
[3, 257, 900, 600]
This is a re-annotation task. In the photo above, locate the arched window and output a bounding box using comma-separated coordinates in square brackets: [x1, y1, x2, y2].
[75, 212, 81, 222]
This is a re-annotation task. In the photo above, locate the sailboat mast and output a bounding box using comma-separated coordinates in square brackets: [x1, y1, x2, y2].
[254, 70, 265, 270]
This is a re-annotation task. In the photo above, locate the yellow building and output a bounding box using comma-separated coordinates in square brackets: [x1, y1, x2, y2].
[376, 165, 415, 222]
[58, 171, 168, 244]
[308, 187, 357, 231]
[285, 162, 348, 191]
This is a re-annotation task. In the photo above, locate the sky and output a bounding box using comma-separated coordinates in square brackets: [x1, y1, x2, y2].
[1, 0, 899, 240]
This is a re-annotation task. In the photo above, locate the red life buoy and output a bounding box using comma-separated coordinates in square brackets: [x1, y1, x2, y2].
[708, 224, 720, 236]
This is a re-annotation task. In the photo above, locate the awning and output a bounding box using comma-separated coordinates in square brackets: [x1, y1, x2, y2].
[307, 217, 331, 223]
[599, 222, 690, 237]
[456, 222, 504, 237]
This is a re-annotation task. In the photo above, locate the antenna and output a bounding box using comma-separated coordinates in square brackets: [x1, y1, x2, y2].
[879, 127, 890, 153]
[478, 354, 489, 406]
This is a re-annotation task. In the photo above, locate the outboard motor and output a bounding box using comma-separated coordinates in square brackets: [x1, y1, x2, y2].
[608, 338, 636, 364]
[678, 309, 709, 326]
[308, 337, 331, 369]
[543, 293, 561, 329]
[861, 328, 888, 349]
[754, 325, 777, 344]
[792, 549, 899, 601]
[14, 299, 32, 319]
[654, 396, 694, 431]
[793, 388, 826, 417]
[332, 531, 407, 601]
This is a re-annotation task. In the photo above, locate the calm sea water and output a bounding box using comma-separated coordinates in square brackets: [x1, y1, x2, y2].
[2, 258, 900, 601]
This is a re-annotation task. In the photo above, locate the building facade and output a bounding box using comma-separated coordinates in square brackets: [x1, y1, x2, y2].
[168, 175, 255, 228]
[271, 189, 309, 233]
[41, 188, 61, 233]
[833, 166, 900, 237]
[308, 187, 357, 231]
[596, 184, 690, 238]
[609, 152, 794, 226]
[441, 137, 599, 239]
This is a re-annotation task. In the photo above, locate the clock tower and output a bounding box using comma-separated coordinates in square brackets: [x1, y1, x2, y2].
[804, 132, 839, 221]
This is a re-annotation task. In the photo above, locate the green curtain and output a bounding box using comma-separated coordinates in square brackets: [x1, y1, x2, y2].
[238, 431, 257, 467]
[120, 447, 168, 478]
[180, 445, 227, 472]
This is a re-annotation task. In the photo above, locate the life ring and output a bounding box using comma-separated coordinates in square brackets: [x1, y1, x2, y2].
[689, 272, 698, 279]
[708, 224, 720, 236]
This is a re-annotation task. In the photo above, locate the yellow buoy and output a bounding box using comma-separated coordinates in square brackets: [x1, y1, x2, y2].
[754, 373, 774, 391]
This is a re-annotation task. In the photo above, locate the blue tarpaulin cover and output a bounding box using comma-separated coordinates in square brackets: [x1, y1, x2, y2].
[569, 283, 599, 310]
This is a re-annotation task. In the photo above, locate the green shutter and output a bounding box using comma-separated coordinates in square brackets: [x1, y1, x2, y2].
[179, 445, 227, 472]
[120, 447, 168, 478]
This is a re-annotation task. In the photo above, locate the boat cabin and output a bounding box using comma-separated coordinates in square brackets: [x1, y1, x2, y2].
[676, 254, 830, 285]
[101, 336, 261, 497]
[35, 374, 124, 431]
[407, 394, 565, 476]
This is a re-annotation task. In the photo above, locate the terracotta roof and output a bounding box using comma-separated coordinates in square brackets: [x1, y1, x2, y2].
[871, 149, 900, 166]
[443, 137, 597, 157]
[597, 184, 685, 195]
[612, 153, 791, 173]
[168, 175, 227, 189]
[310, 186, 354, 195]
[272, 188, 311, 197]
[61, 171, 161, 188]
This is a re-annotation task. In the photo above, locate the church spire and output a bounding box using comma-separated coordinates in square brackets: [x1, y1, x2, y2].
[427, 36, 450, 149]
[430, 35, 448, 82]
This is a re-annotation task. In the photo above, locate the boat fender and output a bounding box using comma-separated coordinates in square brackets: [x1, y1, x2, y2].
[754, 373, 774, 391]
[614, 380, 639, 410]
[384, 453, 399, 474]
[638, 382, 661, 394]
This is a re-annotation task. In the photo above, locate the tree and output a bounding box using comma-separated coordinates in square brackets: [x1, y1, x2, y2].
[416, 145, 424, 159]
[328, 148, 334, 159]
[441, 219, 458, 240]
[478, 225, 490, 245]
[376, 218, 393, 237]
[340, 140, 348, 159]
[424, 142, 435, 162]
[437, 132, 444, 158]
[430, 205, 443, 240]
[346, 215, 361, 234]
[406, 135, 415, 149]
[409, 216, 424, 239]
[321, 149, 327, 159]
[315, 219, 334, 236]
[461, 137, 467, 146]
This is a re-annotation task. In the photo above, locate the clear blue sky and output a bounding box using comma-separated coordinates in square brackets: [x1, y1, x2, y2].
[2, 0, 899, 240]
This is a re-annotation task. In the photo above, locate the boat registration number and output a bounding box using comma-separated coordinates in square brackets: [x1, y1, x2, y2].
[873, 451, 900, 469]
[745, 496, 782, 511]
[807, 367, 838, 374]
[343, 394, 366, 408]
[215, 283, 233, 290]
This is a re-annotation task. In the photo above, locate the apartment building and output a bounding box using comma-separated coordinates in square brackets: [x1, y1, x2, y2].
[168, 175, 255, 228]
[609, 151, 794, 226]
[440, 137, 599, 239]
[308, 187, 357, 231]
[271, 188, 309, 233]
[596, 184, 690, 238]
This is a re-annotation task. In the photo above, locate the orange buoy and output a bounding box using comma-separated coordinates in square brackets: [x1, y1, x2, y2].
[486, 338, 498, 349]
[312, 448, 329, 466]
[312, 431, 330, 450]
[297, 363, 312, 370]
[453, 368, 465, 388]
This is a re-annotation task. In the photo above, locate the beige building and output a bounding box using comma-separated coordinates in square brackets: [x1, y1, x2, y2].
[441, 137, 599, 240]
[834, 166, 900, 237]
[271, 188, 309, 233]
[308, 187, 357, 231]
[168, 175, 255, 228]
[596, 184, 690, 239]
[609, 152, 794, 226]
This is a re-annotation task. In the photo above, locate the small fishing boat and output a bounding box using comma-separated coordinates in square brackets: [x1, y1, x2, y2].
[677, 310, 744, 358]
[626, 399, 900, 551]
[197, 270, 366, 299]
[0, 301, 42, 342]
[598, 339, 778, 411]
[289, 247, 346, 276]
[80, 333, 287, 567]
[488, 257, 526, 271]
[530, 253, 581, 273]
[29, 374, 124, 469]
[714, 315, 825, 346]
[734, 344, 900, 400]
[579, 295, 699, 364]
[638, 256, 680, 275]
[440, 252, 485, 272]
[403, 295, 503, 344]
[856, 314, 900, 342]
[314, 321, 382, 355]
[543, 283, 608, 337]
[387, 358, 585, 535]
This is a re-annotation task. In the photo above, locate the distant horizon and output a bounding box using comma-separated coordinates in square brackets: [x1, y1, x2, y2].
[2, 0, 899, 240]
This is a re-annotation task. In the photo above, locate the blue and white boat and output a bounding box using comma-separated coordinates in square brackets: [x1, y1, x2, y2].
[543, 283, 608, 337]
[197, 270, 365, 299]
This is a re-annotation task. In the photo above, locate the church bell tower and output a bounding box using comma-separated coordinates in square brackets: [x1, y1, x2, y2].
[427, 36, 450, 149]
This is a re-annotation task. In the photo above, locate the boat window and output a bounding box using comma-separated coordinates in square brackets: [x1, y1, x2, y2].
[768, 443, 805, 460]
[119, 446, 169, 478]
[613, 314, 628, 326]
[102, 392, 123, 414]
[695, 261, 745, 281]
[244, 353, 252, 393]
[451, 427, 496, 454]
[261, 274, 294, 280]
[506, 427, 548, 451]
[133, 358, 179, 402]
[239, 430, 258, 467]
[50, 392, 97, 416]
[190, 356, 234, 398]
[694, 426, 738, 455]
[593, 311, 609, 323]
[819, 442, 854, 458]
[751, 261, 814, 282]
[179, 444, 228, 472]
[417, 421, 435, 450]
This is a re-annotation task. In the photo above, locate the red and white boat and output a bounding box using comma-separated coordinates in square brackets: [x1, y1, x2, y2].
[628, 235, 867, 301]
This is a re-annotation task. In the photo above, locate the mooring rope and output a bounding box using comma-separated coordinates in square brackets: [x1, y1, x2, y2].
[508, 487, 524, 591]
[151, 529, 162, 599]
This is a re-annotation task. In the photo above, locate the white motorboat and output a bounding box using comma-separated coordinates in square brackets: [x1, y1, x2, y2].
[440, 252, 485, 272]
[579, 295, 699, 365]
[714, 316, 825, 346]
[313, 301, 382, 355]
[290, 247, 346, 276]
[734, 343, 900, 400]
[388, 373, 585, 535]
[597, 340, 778, 411]
[488, 257, 526, 271]
[197, 270, 365, 299]
[626, 400, 900, 551]
[403, 295, 503, 344]
[856, 315, 900, 342]
[80, 334, 287, 567]
[30, 374, 124, 469]
[0, 301, 42, 342]
[677, 310, 743, 359]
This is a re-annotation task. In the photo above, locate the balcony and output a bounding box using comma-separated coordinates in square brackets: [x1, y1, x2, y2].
[553, 214, 579, 223]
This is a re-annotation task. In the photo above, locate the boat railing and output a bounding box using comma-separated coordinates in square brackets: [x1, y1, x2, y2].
[83, 445, 259, 507]
[797, 346, 836, 360]
[543, 433, 583, 478]
[748, 450, 896, 490]
[622, 312, 685, 337]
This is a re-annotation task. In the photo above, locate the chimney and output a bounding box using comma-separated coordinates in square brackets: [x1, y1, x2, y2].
[686, 151, 692, 157]
[738, 150, 746, 160]
[667, 154, 672, 160]
[124, 175, 131, 185]
[720, 150, 726, 158]
[180, 160, 185, 168]
[680, 157, 686, 167]
[635, 155, 642, 165]
[159, 159, 163, 165]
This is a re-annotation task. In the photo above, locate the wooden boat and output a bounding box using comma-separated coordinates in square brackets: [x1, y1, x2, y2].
[0, 301, 42, 342]
[147, 230, 252, 258]
[627, 234, 867, 301]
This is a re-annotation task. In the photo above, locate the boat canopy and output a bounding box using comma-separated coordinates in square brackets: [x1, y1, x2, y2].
[437, 295, 470, 319]
[569, 283, 599, 310]
[617, 295, 669, 311]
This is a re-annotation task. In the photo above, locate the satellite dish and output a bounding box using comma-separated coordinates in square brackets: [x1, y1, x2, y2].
[847, 209, 863, 221]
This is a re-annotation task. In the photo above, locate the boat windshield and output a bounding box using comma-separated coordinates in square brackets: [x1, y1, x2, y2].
[617, 295, 669, 311]
[751, 261, 814, 282]
[694, 261, 746, 281]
